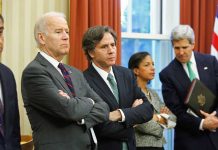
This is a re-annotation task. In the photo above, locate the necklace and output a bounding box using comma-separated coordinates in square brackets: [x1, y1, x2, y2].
[143, 88, 151, 101]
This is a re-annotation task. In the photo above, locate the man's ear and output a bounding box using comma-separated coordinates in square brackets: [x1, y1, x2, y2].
[191, 43, 195, 49]
[88, 50, 94, 59]
[38, 33, 46, 45]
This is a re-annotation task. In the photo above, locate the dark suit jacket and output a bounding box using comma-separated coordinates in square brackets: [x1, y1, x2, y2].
[159, 51, 218, 150]
[21, 53, 109, 150]
[84, 64, 153, 150]
[0, 63, 21, 150]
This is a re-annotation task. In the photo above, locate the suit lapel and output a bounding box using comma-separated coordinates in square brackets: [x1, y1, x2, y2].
[0, 64, 11, 136]
[88, 65, 119, 107]
[0, 65, 6, 135]
[172, 59, 191, 89]
[113, 66, 125, 107]
[194, 52, 209, 83]
[35, 53, 72, 96]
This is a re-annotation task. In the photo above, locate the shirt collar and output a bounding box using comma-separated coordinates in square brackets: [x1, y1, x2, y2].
[92, 62, 115, 80]
[189, 51, 196, 65]
[39, 50, 60, 68]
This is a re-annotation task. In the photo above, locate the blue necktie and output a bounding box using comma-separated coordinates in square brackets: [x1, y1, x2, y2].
[58, 63, 76, 96]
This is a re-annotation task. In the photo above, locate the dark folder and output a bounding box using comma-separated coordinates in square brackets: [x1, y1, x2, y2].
[184, 79, 216, 118]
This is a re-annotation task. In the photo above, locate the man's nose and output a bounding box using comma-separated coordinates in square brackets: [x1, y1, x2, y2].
[108, 45, 116, 53]
[62, 31, 69, 39]
[178, 49, 184, 55]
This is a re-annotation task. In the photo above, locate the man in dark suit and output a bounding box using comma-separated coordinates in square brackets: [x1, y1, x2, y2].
[0, 14, 21, 150]
[159, 25, 218, 150]
[82, 26, 153, 150]
[21, 12, 109, 150]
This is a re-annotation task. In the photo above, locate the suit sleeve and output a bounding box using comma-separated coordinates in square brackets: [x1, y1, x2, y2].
[134, 90, 175, 138]
[213, 56, 218, 115]
[8, 69, 21, 149]
[134, 120, 164, 138]
[95, 72, 153, 139]
[121, 71, 154, 127]
[79, 74, 109, 129]
[159, 71, 202, 133]
[83, 67, 153, 140]
[21, 65, 94, 122]
[94, 70, 153, 139]
[94, 120, 133, 140]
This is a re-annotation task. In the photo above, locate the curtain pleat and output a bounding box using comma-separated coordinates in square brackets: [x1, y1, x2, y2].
[69, 0, 121, 71]
[180, 0, 218, 54]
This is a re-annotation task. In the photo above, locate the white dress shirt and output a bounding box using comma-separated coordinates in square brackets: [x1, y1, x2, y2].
[39, 50, 63, 75]
[92, 63, 126, 122]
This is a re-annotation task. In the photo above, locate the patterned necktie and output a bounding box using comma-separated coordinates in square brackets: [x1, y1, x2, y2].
[187, 61, 196, 81]
[107, 74, 127, 150]
[58, 63, 75, 96]
[107, 73, 119, 103]
[0, 99, 4, 136]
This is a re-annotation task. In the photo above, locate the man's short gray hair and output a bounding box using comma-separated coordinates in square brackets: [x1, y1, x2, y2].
[34, 12, 66, 46]
[170, 25, 195, 45]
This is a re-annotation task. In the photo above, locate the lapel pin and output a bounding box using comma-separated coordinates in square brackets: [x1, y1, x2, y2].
[204, 67, 208, 70]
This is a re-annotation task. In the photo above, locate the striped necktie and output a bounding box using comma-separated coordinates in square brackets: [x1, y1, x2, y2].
[58, 63, 76, 96]
[107, 73, 119, 103]
[187, 61, 196, 81]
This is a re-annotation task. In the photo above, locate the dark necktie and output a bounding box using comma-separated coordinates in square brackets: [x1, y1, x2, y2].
[107, 73, 119, 103]
[58, 63, 76, 96]
[0, 99, 4, 136]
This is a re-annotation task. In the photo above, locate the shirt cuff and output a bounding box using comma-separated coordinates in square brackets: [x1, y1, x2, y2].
[157, 114, 161, 121]
[199, 119, 216, 132]
[77, 119, 85, 125]
[118, 109, 125, 122]
[88, 98, 95, 105]
[199, 119, 204, 130]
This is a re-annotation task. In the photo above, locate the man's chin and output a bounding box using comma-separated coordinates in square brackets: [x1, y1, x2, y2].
[62, 50, 69, 55]
[177, 58, 188, 63]
[109, 61, 116, 66]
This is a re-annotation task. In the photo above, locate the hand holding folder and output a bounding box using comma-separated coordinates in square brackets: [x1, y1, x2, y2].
[184, 79, 217, 118]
